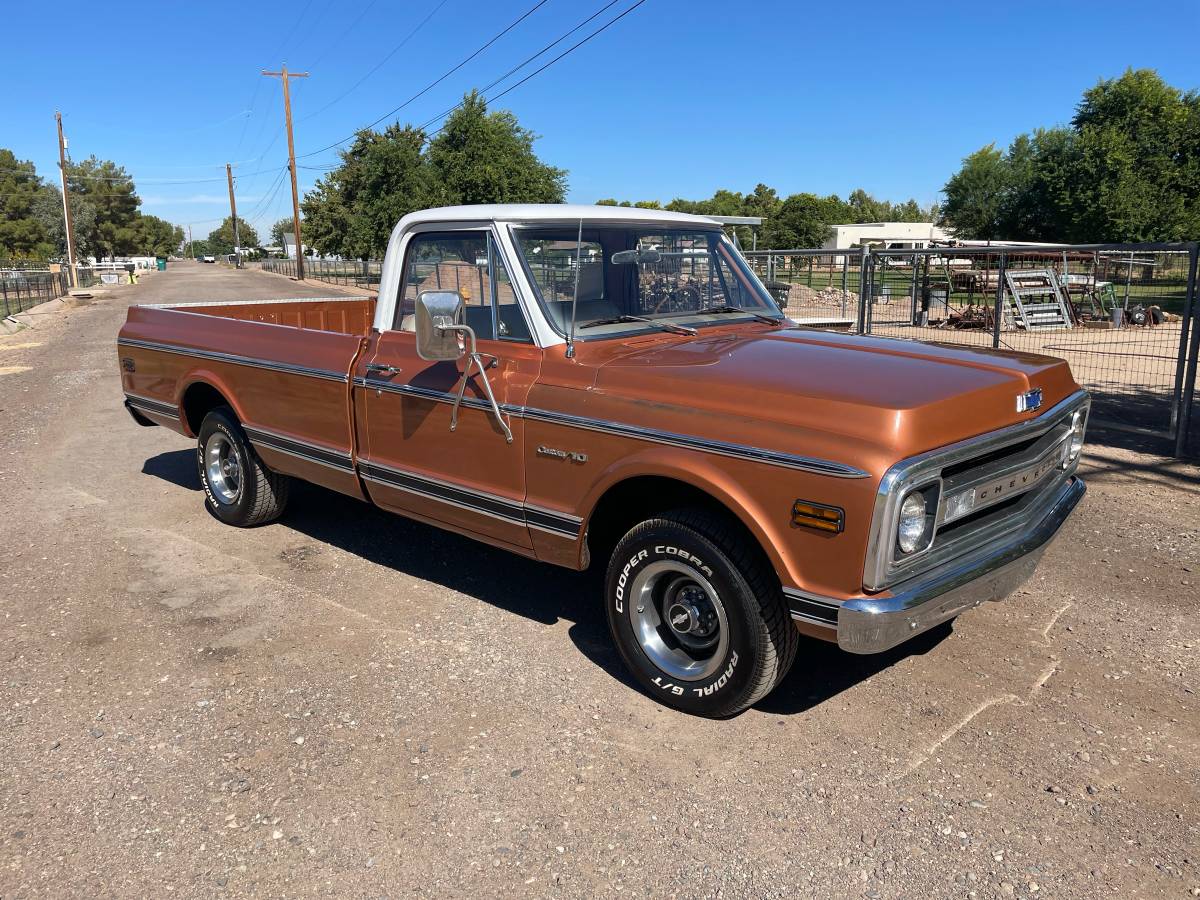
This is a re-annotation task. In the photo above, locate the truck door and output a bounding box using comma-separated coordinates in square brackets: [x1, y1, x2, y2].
[356, 229, 540, 550]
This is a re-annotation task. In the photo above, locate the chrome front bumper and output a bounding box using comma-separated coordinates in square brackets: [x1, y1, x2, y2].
[836, 475, 1085, 654]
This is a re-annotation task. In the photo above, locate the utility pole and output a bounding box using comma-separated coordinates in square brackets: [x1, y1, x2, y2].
[226, 163, 241, 268]
[55, 111, 78, 288]
[262, 65, 308, 279]
[188, 225, 194, 259]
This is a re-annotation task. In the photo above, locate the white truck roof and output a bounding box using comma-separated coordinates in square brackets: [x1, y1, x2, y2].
[396, 203, 722, 230]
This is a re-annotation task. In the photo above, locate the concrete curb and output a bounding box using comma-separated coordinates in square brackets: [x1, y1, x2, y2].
[2, 286, 117, 332]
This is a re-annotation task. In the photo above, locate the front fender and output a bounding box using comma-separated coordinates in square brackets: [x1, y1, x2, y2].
[577, 444, 806, 589]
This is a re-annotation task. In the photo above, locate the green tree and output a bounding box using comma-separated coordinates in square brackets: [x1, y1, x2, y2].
[1069, 68, 1200, 241]
[769, 193, 841, 248]
[994, 129, 1074, 241]
[0, 150, 53, 258]
[940, 145, 1010, 240]
[31, 185, 98, 260]
[301, 123, 428, 258]
[207, 216, 259, 255]
[425, 92, 566, 208]
[67, 156, 141, 258]
[300, 94, 565, 257]
[184, 239, 212, 258]
[941, 69, 1200, 242]
[130, 215, 184, 257]
[300, 177, 351, 258]
[270, 216, 294, 247]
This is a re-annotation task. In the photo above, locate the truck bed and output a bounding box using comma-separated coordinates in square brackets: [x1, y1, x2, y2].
[118, 295, 376, 500]
[171, 296, 376, 335]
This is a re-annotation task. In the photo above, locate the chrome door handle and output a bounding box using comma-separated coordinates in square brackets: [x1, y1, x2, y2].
[365, 363, 401, 377]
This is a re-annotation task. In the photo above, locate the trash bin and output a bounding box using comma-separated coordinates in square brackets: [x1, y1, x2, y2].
[156, 258, 167, 272]
[764, 280, 792, 307]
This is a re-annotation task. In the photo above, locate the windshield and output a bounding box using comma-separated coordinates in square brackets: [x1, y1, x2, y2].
[512, 226, 782, 336]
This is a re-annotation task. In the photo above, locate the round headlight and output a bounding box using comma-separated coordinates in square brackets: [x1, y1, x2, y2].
[897, 490, 929, 554]
[1065, 409, 1086, 465]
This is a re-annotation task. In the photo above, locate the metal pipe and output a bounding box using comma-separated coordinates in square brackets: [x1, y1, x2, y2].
[1173, 245, 1199, 456]
[993, 253, 1007, 349]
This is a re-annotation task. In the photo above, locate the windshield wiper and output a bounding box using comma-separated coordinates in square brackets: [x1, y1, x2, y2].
[700, 305, 784, 325]
[578, 315, 697, 336]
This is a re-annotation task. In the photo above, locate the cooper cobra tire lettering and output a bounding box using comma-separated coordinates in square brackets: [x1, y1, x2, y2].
[614, 548, 648, 613]
[655, 545, 714, 577]
[604, 509, 798, 718]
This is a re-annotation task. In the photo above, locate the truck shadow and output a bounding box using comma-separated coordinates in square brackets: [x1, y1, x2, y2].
[140, 448, 951, 716]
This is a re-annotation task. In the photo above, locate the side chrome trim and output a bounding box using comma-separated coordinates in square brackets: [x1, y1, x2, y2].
[243, 425, 355, 472]
[118, 337, 349, 383]
[521, 407, 869, 478]
[782, 587, 840, 627]
[359, 460, 527, 528]
[355, 376, 518, 414]
[353, 377, 867, 479]
[124, 392, 180, 418]
[358, 458, 583, 538]
[523, 502, 584, 539]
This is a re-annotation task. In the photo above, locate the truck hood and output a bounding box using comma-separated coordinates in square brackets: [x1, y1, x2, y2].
[590, 327, 1081, 463]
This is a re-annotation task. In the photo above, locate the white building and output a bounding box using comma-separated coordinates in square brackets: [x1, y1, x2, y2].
[280, 234, 309, 259]
[823, 222, 951, 250]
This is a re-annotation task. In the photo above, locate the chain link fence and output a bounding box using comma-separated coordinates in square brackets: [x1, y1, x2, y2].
[261, 258, 382, 290]
[1, 266, 97, 318]
[747, 243, 1198, 455]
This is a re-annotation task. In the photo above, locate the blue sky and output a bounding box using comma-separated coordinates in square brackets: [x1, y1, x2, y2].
[3, 0, 1197, 240]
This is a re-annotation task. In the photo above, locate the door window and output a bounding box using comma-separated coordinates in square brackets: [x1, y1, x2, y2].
[396, 231, 530, 342]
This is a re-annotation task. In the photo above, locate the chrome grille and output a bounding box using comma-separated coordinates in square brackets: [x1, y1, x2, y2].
[864, 391, 1089, 591]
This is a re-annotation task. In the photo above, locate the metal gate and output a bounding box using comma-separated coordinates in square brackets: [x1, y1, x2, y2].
[745, 242, 1200, 457]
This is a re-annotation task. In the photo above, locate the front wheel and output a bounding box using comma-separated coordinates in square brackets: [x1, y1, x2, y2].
[605, 509, 798, 718]
[196, 407, 289, 527]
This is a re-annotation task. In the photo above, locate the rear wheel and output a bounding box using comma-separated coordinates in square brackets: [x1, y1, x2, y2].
[196, 407, 289, 527]
[605, 508, 797, 718]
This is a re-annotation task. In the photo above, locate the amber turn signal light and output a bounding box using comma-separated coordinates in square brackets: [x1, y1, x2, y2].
[791, 500, 844, 533]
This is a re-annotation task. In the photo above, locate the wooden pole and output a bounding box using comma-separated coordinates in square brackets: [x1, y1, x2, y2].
[262, 65, 309, 279]
[55, 111, 78, 288]
[226, 163, 241, 268]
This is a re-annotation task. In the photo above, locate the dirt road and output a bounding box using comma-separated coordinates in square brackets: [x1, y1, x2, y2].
[1, 263, 1197, 898]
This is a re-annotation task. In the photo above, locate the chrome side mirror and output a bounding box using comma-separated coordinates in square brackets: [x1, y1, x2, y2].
[414, 289, 513, 444]
[415, 290, 465, 361]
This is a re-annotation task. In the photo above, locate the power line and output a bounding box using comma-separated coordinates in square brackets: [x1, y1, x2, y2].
[296, 0, 551, 159]
[417, 0, 624, 132]
[307, 0, 382, 69]
[298, 0, 449, 122]
[0, 163, 287, 184]
[474, 1, 649, 113]
[243, 166, 291, 227]
[273, 0, 319, 61]
[233, 78, 264, 159]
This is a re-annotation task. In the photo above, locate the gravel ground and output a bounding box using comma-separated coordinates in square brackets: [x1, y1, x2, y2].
[1, 262, 1197, 898]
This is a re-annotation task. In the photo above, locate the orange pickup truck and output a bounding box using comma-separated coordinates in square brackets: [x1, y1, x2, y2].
[118, 205, 1088, 717]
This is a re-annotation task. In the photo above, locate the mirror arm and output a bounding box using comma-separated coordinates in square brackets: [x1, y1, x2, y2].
[436, 324, 514, 444]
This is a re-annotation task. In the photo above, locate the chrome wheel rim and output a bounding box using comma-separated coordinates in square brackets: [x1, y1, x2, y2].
[204, 432, 242, 505]
[629, 560, 728, 681]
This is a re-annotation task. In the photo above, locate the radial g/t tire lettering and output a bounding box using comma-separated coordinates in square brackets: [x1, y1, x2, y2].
[605, 508, 797, 718]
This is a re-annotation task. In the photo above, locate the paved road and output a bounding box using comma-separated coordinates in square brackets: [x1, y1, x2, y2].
[1, 263, 1197, 897]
